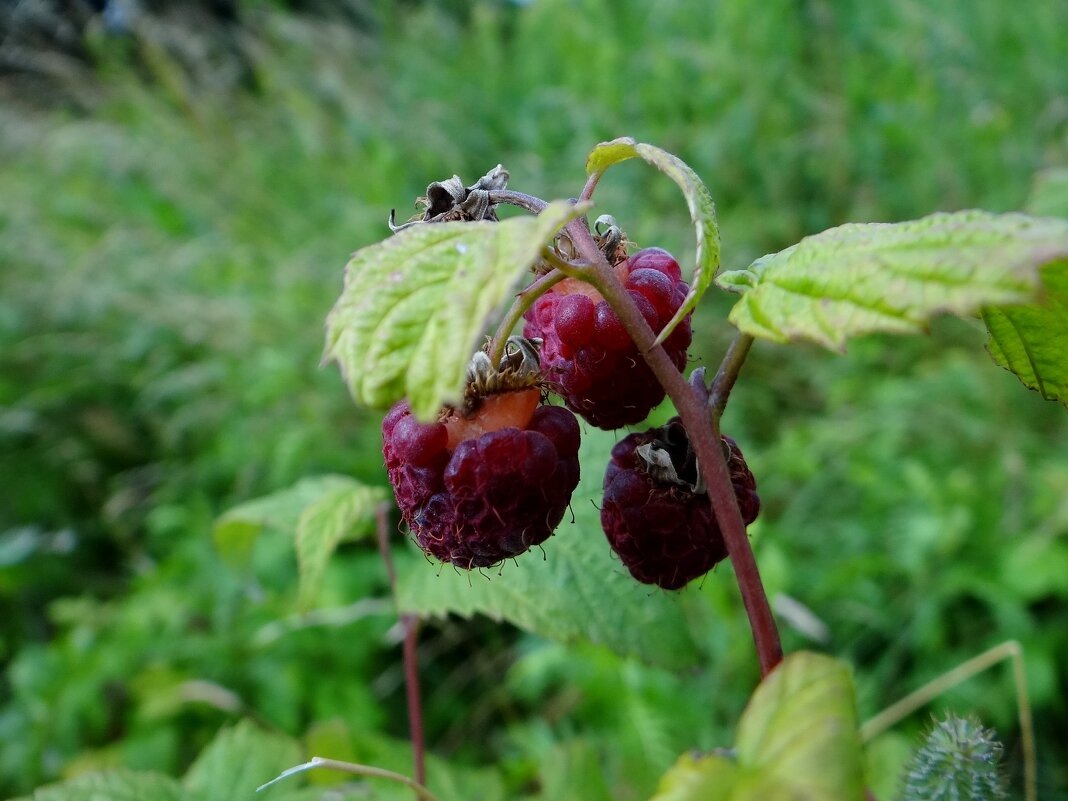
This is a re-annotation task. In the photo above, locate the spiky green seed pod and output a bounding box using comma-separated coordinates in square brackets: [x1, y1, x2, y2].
[900, 713, 1007, 801]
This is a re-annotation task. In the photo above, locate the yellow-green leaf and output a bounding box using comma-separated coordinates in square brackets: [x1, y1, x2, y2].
[324, 200, 589, 420]
[649, 653, 863, 801]
[734, 652, 863, 799]
[585, 138, 720, 344]
[649, 752, 739, 801]
[213, 475, 360, 568]
[183, 720, 304, 801]
[719, 210, 1068, 350]
[983, 260, 1068, 406]
[295, 481, 386, 610]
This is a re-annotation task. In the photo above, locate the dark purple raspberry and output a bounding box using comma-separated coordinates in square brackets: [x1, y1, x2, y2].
[523, 247, 692, 429]
[383, 400, 581, 568]
[600, 419, 759, 590]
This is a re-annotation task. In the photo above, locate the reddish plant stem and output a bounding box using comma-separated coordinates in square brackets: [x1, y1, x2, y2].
[488, 187, 783, 676]
[579, 171, 602, 201]
[375, 503, 427, 788]
[402, 617, 426, 786]
[565, 221, 783, 677]
[709, 333, 755, 421]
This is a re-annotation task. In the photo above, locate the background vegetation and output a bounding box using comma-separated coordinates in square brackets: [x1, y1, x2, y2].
[2, 0, 1067, 798]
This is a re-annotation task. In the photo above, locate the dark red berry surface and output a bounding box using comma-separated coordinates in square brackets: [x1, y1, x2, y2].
[383, 401, 581, 568]
[600, 425, 759, 590]
[523, 247, 692, 429]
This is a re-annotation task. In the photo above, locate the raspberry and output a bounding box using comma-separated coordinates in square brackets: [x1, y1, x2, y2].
[523, 247, 692, 429]
[383, 339, 581, 568]
[600, 419, 759, 590]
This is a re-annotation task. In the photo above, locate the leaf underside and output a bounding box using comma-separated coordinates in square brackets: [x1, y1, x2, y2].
[393, 426, 704, 670]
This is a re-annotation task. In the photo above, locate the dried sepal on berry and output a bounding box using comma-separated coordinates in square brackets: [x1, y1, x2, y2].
[388, 164, 510, 232]
[601, 418, 759, 589]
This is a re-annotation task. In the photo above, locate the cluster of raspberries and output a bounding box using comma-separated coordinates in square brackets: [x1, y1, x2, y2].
[382, 247, 760, 588]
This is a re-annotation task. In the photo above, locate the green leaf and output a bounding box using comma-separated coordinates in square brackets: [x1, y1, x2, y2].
[864, 733, 914, 801]
[585, 138, 720, 344]
[982, 260, 1068, 406]
[650, 653, 863, 801]
[649, 753, 739, 801]
[717, 210, 1068, 350]
[296, 481, 387, 610]
[27, 770, 188, 801]
[213, 475, 360, 568]
[324, 200, 589, 420]
[183, 720, 306, 801]
[393, 426, 703, 669]
[979, 173, 1068, 406]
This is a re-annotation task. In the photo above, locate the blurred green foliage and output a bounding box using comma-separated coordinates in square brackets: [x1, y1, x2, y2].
[1, 0, 1066, 798]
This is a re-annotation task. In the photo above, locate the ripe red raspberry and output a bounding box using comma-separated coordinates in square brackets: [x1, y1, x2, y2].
[523, 247, 692, 430]
[382, 340, 581, 568]
[600, 419, 759, 590]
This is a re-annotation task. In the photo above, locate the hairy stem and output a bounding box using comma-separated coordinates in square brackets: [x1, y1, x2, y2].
[565, 221, 783, 677]
[709, 333, 755, 421]
[375, 503, 427, 788]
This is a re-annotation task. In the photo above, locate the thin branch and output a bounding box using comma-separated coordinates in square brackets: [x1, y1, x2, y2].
[708, 333, 755, 421]
[403, 616, 425, 786]
[579, 170, 602, 201]
[376, 503, 427, 789]
[257, 757, 441, 801]
[488, 266, 568, 366]
[566, 220, 783, 677]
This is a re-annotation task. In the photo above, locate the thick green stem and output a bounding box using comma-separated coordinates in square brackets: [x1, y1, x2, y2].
[565, 221, 783, 677]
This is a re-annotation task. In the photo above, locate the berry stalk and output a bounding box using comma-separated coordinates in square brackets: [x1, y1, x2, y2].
[565, 221, 784, 677]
